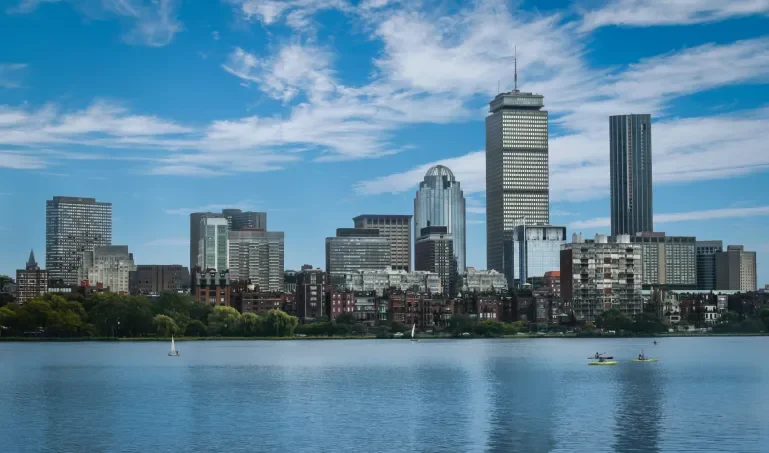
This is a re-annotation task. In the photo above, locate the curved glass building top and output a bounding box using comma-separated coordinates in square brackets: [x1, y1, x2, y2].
[414, 165, 466, 273]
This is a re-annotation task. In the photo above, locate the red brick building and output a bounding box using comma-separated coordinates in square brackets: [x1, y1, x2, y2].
[328, 291, 355, 321]
[542, 271, 561, 297]
[194, 269, 231, 306]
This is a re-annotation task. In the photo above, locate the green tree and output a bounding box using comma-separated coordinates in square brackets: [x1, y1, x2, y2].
[184, 320, 207, 337]
[263, 309, 298, 337]
[596, 309, 632, 331]
[241, 313, 263, 336]
[448, 314, 474, 336]
[335, 314, 355, 325]
[759, 308, 769, 332]
[390, 321, 407, 333]
[207, 306, 242, 336]
[475, 320, 504, 337]
[153, 314, 179, 336]
[351, 323, 368, 336]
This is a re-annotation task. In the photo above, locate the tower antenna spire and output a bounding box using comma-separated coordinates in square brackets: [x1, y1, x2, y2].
[514, 45, 518, 92]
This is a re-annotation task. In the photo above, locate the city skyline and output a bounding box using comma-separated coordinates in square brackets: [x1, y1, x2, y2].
[1, 0, 769, 285]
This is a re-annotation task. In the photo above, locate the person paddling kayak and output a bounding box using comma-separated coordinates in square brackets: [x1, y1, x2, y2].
[638, 350, 646, 361]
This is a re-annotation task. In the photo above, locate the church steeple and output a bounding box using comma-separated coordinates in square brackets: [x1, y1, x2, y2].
[26, 249, 39, 271]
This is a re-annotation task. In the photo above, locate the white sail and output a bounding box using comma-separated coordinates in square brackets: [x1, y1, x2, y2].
[170, 336, 176, 353]
[411, 324, 415, 338]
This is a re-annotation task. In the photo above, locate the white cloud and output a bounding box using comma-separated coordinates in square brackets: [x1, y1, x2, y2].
[569, 206, 769, 230]
[0, 151, 47, 169]
[10, 0, 183, 47]
[579, 0, 769, 31]
[225, 0, 350, 29]
[0, 63, 27, 88]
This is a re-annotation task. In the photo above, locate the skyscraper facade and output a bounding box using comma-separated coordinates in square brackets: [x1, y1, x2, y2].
[514, 225, 566, 286]
[46, 196, 112, 285]
[696, 240, 723, 290]
[228, 230, 285, 291]
[353, 215, 412, 271]
[486, 89, 549, 272]
[630, 233, 697, 289]
[79, 245, 136, 294]
[715, 245, 757, 292]
[325, 228, 390, 275]
[414, 165, 466, 273]
[415, 225, 456, 296]
[189, 209, 267, 271]
[610, 114, 653, 236]
[198, 217, 229, 272]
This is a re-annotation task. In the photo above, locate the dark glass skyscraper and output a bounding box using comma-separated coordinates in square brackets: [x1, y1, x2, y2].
[610, 114, 653, 236]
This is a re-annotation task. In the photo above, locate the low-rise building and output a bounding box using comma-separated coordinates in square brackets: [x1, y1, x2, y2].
[16, 250, 48, 303]
[130, 265, 190, 295]
[327, 291, 355, 322]
[240, 291, 286, 314]
[715, 245, 757, 292]
[296, 268, 326, 321]
[330, 268, 442, 295]
[542, 271, 560, 297]
[461, 268, 508, 294]
[194, 269, 231, 306]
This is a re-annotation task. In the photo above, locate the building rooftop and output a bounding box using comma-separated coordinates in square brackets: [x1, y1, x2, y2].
[353, 214, 413, 220]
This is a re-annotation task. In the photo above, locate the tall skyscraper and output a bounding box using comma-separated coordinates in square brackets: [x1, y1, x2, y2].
[415, 225, 456, 296]
[716, 245, 757, 292]
[198, 217, 229, 272]
[610, 114, 653, 236]
[696, 240, 723, 290]
[414, 165, 466, 273]
[325, 228, 390, 275]
[228, 230, 285, 291]
[189, 209, 267, 271]
[353, 215, 412, 271]
[486, 66, 549, 272]
[46, 196, 112, 285]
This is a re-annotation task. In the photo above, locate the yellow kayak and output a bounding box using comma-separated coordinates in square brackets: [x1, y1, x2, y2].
[589, 361, 617, 366]
[631, 358, 658, 362]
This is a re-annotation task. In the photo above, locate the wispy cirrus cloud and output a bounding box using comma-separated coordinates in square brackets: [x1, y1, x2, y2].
[579, 0, 769, 31]
[0, 63, 27, 88]
[9, 0, 183, 47]
[569, 206, 769, 230]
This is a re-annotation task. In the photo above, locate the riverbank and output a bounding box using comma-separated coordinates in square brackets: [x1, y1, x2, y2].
[1, 332, 766, 342]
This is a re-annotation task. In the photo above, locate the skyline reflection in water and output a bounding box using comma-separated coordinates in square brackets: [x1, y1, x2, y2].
[1, 338, 767, 453]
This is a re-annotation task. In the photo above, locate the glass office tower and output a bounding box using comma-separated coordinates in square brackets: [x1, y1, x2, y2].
[414, 165, 466, 273]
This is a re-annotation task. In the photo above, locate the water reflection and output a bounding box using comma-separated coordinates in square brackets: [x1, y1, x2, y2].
[612, 363, 663, 453]
[484, 352, 556, 453]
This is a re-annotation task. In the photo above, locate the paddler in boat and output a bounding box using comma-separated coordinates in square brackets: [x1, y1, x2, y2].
[638, 351, 646, 361]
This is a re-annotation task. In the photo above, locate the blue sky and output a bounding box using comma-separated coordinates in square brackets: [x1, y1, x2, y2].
[0, 0, 768, 286]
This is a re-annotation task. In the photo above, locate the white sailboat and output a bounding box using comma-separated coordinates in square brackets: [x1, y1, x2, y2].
[168, 335, 180, 356]
[410, 324, 418, 342]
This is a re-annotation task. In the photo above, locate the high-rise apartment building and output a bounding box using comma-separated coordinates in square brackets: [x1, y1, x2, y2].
[198, 217, 229, 272]
[610, 114, 653, 236]
[696, 240, 723, 291]
[486, 85, 549, 272]
[46, 196, 112, 285]
[189, 210, 267, 271]
[415, 225, 456, 296]
[353, 215, 412, 271]
[716, 245, 757, 292]
[79, 245, 136, 294]
[414, 165, 467, 273]
[325, 228, 390, 275]
[513, 224, 566, 286]
[296, 268, 326, 321]
[16, 250, 48, 303]
[228, 230, 285, 292]
[129, 265, 190, 295]
[629, 233, 696, 289]
[561, 234, 643, 321]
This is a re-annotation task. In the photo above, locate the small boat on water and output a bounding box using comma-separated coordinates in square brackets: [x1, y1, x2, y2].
[168, 336, 180, 356]
[410, 324, 419, 342]
[586, 356, 613, 360]
[631, 358, 658, 363]
[589, 361, 617, 366]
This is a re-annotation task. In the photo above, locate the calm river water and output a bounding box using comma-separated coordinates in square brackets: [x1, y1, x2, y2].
[1, 337, 768, 453]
